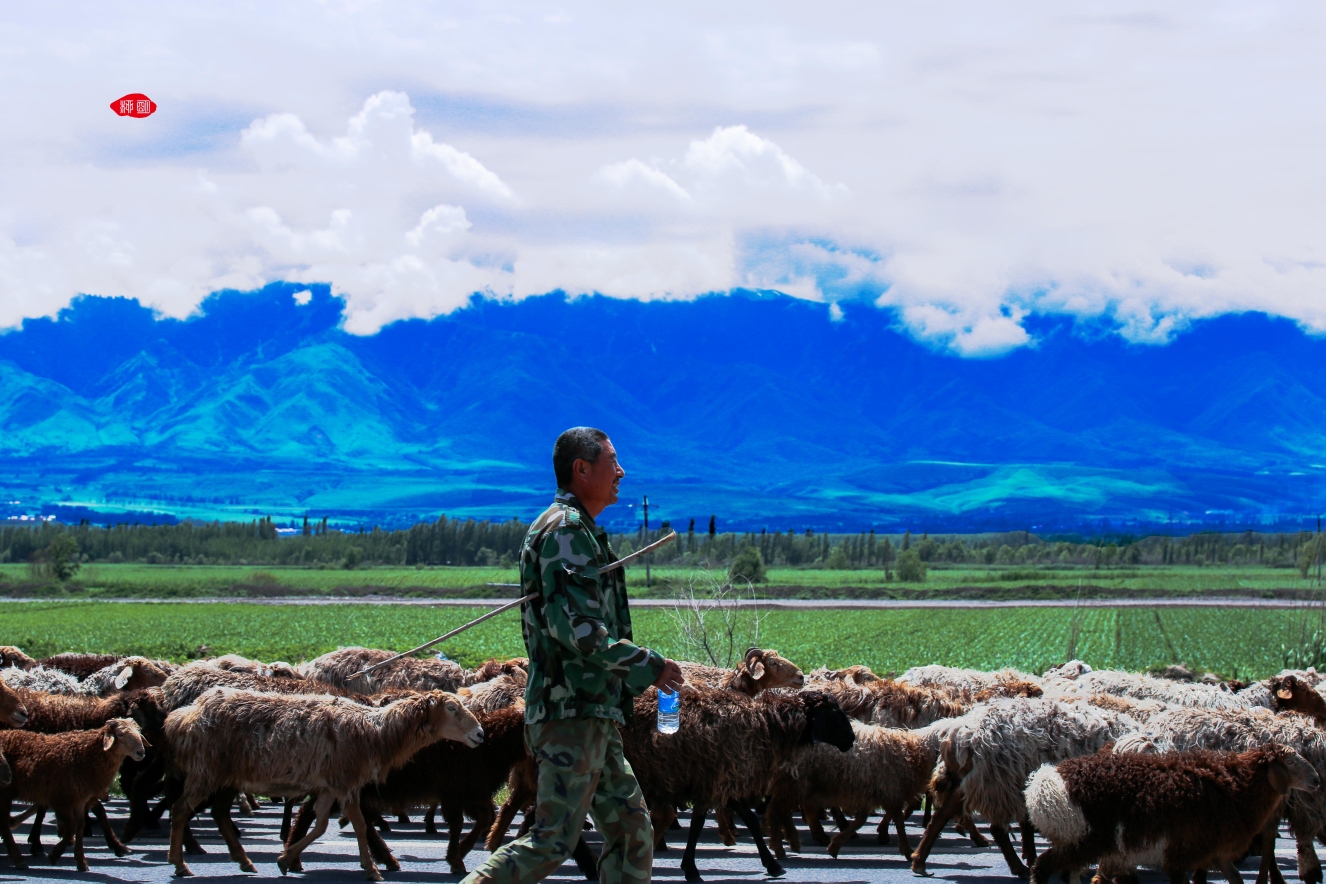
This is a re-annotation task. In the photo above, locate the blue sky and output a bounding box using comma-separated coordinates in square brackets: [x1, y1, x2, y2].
[2, 2, 1325, 355]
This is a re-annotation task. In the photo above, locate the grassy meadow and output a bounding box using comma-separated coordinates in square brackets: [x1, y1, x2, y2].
[0, 600, 1317, 679]
[0, 561, 1320, 600]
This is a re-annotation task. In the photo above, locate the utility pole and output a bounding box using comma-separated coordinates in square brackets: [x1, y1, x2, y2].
[642, 495, 650, 589]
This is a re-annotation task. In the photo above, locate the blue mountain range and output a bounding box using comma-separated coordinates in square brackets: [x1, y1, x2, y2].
[2, 284, 1324, 532]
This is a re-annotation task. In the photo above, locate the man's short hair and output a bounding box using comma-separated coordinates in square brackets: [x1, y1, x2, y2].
[553, 427, 609, 489]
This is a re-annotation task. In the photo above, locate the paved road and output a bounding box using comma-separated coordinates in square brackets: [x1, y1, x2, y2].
[0, 798, 1298, 884]
[2, 597, 1317, 609]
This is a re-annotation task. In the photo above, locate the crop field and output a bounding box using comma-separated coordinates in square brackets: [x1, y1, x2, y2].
[0, 562, 1319, 599]
[1, 600, 1318, 679]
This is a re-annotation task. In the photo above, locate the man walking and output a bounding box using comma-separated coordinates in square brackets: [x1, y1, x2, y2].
[462, 427, 684, 884]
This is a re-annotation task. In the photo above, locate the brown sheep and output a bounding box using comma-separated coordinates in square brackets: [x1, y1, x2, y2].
[461, 657, 529, 687]
[621, 684, 855, 882]
[298, 646, 465, 693]
[164, 687, 484, 880]
[1028, 746, 1320, 884]
[0, 647, 36, 671]
[0, 719, 147, 872]
[1271, 674, 1326, 727]
[37, 653, 124, 679]
[681, 647, 806, 696]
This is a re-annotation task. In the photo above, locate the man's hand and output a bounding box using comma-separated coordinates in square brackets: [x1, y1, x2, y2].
[653, 658, 684, 693]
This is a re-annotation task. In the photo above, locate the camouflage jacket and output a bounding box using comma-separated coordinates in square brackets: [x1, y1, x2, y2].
[519, 490, 665, 725]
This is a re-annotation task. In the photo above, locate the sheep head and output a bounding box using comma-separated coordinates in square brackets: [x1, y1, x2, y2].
[104, 718, 148, 762]
[417, 691, 485, 748]
[114, 657, 171, 691]
[743, 648, 804, 690]
[0, 679, 28, 727]
[0, 647, 36, 671]
[797, 690, 855, 752]
[1266, 746, 1321, 795]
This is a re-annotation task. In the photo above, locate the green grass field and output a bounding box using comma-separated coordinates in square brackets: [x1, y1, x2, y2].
[0, 562, 1319, 600]
[0, 600, 1315, 679]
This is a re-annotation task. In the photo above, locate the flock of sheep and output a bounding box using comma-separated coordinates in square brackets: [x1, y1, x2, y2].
[0, 642, 1324, 884]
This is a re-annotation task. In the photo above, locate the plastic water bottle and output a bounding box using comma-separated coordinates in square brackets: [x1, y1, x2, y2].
[657, 689, 680, 734]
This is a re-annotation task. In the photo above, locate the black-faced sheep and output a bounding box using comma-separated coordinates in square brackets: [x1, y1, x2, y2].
[1027, 746, 1319, 884]
[164, 687, 483, 880]
[0, 719, 147, 872]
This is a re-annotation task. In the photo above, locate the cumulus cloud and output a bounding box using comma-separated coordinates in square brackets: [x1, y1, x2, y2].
[3, 2, 1326, 352]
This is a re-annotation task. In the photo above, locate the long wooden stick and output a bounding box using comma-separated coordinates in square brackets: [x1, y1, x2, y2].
[351, 530, 677, 679]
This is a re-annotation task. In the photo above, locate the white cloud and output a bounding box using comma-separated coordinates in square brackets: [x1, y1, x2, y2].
[3, 3, 1326, 350]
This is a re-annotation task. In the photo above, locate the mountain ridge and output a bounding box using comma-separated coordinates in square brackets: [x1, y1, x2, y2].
[2, 285, 1324, 531]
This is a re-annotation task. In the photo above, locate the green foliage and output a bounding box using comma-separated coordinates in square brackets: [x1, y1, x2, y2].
[895, 549, 926, 582]
[343, 547, 362, 570]
[45, 534, 81, 581]
[729, 547, 766, 584]
[2, 601, 1308, 679]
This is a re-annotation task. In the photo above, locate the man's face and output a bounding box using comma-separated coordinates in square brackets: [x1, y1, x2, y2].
[573, 438, 625, 514]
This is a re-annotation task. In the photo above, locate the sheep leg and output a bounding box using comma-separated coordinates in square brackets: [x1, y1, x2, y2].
[285, 796, 318, 850]
[26, 805, 46, 856]
[804, 803, 831, 846]
[0, 796, 29, 870]
[488, 762, 534, 851]
[361, 811, 397, 868]
[442, 802, 468, 875]
[571, 836, 600, 881]
[828, 809, 871, 859]
[169, 787, 210, 876]
[210, 788, 257, 874]
[278, 793, 333, 875]
[879, 810, 894, 845]
[52, 806, 89, 872]
[910, 784, 966, 876]
[1299, 835, 1323, 884]
[1219, 859, 1245, 884]
[922, 793, 932, 829]
[728, 799, 786, 879]
[681, 804, 709, 883]
[1254, 814, 1287, 884]
[122, 753, 166, 842]
[764, 794, 792, 860]
[425, 803, 439, 835]
[279, 795, 301, 843]
[342, 797, 384, 882]
[652, 805, 676, 851]
[715, 805, 738, 846]
[992, 823, 1032, 880]
[86, 800, 129, 856]
[1032, 840, 1109, 884]
[451, 801, 497, 874]
[894, 806, 915, 860]
[1021, 815, 1038, 867]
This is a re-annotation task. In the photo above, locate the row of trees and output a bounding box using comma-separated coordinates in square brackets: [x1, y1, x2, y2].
[1, 518, 1322, 578]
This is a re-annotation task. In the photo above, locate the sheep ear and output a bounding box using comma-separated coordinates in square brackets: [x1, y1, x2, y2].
[750, 660, 766, 680]
[114, 666, 134, 689]
[103, 732, 115, 751]
[1278, 687, 1295, 699]
[427, 696, 437, 707]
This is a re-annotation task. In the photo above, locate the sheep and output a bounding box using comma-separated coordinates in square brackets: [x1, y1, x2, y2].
[766, 718, 946, 860]
[160, 659, 360, 711]
[37, 653, 125, 679]
[810, 672, 972, 727]
[3, 685, 157, 857]
[1111, 704, 1326, 884]
[209, 653, 300, 679]
[289, 697, 529, 875]
[461, 657, 529, 687]
[681, 647, 806, 696]
[1, 656, 170, 697]
[0, 647, 37, 670]
[620, 684, 855, 882]
[164, 686, 484, 880]
[909, 696, 1140, 879]
[0, 719, 147, 872]
[1047, 670, 1250, 710]
[1027, 746, 1320, 884]
[900, 664, 1042, 695]
[1269, 674, 1326, 726]
[299, 646, 465, 693]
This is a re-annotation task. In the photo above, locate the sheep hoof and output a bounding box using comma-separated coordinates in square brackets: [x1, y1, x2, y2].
[173, 864, 194, 877]
[184, 842, 207, 856]
[114, 845, 131, 857]
[449, 862, 466, 875]
[77, 862, 91, 873]
[1306, 870, 1323, 884]
[911, 861, 934, 877]
[364, 868, 384, 882]
[276, 856, 292, 876]
[240, 860, 258, 873]
[683, 866, 703, 882]
[765, 860, 786, 878]
[721, 835, 736, 846]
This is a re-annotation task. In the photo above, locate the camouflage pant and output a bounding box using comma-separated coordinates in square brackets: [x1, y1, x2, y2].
[461, 717, 654, 884]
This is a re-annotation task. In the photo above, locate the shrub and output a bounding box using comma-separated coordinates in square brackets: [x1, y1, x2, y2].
[896, 549, 926, 583]
[729, 547, 767, 584]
